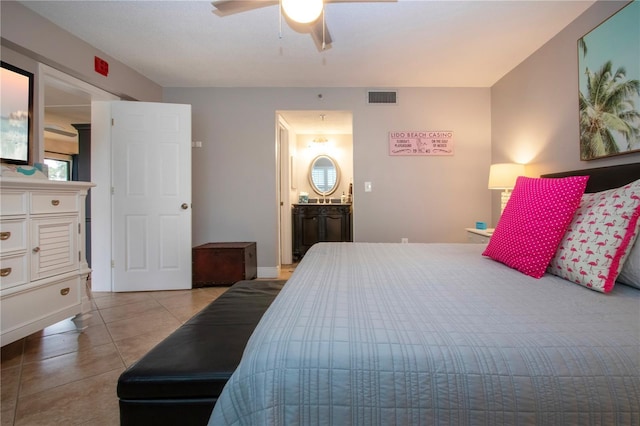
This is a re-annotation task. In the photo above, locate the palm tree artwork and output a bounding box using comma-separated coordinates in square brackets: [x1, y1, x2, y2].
[579, 61, 640, 160]
[578, 0, 640, 160]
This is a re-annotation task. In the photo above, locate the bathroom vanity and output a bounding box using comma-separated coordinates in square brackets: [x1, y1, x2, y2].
[292, 203, 352, 260]
[292, 154, 352, 260]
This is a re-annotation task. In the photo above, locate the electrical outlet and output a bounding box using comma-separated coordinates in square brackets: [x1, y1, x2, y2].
[401, 238, 408, 243]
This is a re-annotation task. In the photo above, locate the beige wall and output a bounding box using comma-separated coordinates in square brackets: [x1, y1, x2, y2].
[164, 87, 492, 268]
[491, 0, 639, 226]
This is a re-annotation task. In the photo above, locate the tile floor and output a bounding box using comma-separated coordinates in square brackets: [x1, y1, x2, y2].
[1, 267, 295, 426]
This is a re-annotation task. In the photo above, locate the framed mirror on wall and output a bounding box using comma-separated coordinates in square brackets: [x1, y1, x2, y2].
[308, 155, 340, 195]
[1, 61, 33, 165]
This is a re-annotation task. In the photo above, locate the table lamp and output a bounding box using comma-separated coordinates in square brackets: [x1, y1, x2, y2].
[488, 163, 525, 213]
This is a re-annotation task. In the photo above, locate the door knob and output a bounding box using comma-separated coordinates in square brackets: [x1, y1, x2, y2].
[181, 203, 189, 210]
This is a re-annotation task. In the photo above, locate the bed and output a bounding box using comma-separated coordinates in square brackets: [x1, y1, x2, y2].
[210, 164, 640, 425]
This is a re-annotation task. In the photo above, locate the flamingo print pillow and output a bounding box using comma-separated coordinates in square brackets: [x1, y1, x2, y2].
[548, 179, 640, 293]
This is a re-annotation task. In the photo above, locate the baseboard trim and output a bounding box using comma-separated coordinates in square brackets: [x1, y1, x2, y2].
[257, 266, 279, 279]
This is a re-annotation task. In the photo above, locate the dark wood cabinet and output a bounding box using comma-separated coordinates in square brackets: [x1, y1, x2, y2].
[292, 204, 352, 260]
[192, 242, 257, 287]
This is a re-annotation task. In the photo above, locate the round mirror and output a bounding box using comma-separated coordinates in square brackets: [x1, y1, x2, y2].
[308, 155, 340, 195]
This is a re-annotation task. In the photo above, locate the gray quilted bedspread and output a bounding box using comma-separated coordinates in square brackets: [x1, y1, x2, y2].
[210, 243, 640, 425]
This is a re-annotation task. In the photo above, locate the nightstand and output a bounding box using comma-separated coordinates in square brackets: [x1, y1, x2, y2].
[465, 228, 494, 244]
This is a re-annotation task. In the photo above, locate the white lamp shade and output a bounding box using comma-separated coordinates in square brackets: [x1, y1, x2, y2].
[488, 163, 525, 190]
[282, 0, 323, 24]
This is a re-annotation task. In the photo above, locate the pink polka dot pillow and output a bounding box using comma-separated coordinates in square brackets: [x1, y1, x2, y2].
[483, 176, 589, 278]
[548, 179, 640, 292]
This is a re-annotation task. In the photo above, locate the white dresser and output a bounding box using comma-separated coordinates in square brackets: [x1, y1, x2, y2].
[1, 178, 94, 346]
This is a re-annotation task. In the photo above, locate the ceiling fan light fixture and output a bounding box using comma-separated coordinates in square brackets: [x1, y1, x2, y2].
[312, 113, 329, 143]
[282, 0, 323, 24]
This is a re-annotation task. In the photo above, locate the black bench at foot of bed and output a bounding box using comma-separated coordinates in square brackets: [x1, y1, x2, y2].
[117, 280, 285, 426]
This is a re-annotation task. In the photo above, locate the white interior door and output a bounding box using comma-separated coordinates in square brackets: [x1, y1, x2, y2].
[276, 114, 293, 265]
[278, 119, 293, 265]
[111, 101, 192, 292]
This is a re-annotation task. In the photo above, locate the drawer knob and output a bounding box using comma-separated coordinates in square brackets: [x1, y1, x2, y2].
[0, 267, 11, 277]
[51, 199, 60, 206]
[0, 231, 10, 241]
[60, 287, 70, 296]
[33, 247, 40, 253]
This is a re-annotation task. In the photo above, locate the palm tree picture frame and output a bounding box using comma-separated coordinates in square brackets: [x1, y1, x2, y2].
[578, 0, 640, 161]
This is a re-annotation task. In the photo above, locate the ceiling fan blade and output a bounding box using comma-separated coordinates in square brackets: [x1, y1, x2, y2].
[310, 17, 333, 51]
[313, 0, 394, 51]
[211, 1, 278, 16]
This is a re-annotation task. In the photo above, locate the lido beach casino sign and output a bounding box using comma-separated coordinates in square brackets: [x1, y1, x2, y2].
[389, 131, 454, 156]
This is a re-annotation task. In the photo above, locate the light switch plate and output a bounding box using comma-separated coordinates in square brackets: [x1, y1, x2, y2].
[364, 181, 372, 192]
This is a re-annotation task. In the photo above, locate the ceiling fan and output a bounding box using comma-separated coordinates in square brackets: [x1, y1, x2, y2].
[211, 0, 396, 51]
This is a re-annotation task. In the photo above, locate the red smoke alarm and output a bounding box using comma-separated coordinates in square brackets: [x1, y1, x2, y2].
[94, 56, 109, 77]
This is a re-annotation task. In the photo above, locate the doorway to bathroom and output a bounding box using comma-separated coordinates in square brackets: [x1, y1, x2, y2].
[276, 110, 353, 266]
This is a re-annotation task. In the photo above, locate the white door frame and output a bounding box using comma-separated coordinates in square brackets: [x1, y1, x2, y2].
[277, 114, 293, 266]
[38, 65, 119, 295]
[92, 102, 192, 292]
[91, 102, 115, 292]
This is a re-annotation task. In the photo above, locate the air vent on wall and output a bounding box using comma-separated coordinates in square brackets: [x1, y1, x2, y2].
[368, 90, 397, 105]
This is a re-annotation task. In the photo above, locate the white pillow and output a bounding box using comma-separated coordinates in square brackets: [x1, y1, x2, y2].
[618, 239, 640, 289]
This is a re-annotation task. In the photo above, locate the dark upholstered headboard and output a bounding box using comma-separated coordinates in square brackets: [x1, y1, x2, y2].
[541, 163, 640, 193]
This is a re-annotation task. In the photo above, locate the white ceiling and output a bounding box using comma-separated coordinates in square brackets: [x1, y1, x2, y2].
[22, 0, 596, 133]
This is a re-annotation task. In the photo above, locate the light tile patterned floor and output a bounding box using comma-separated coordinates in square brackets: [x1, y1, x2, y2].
[0, 266, 294, 426]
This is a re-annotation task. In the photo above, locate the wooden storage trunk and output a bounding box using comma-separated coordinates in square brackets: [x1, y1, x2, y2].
[192, 242, 257, 287]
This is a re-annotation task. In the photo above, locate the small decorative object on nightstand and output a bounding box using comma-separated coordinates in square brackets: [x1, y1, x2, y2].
[465, 228, 494, 244]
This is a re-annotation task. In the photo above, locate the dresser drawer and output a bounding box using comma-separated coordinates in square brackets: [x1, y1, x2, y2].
[31, 192, 78, 214]
[0, 191, 27, 216]
[0, 220, 27, 254]
[0, 254, 28, 290]
[1, 276, 80, 334]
